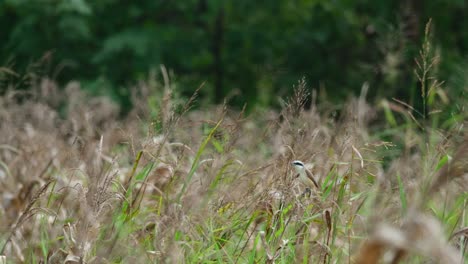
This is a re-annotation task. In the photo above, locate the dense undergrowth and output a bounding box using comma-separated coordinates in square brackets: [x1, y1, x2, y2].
[0, 24, 467, 263]
[0, 72, 466, 263]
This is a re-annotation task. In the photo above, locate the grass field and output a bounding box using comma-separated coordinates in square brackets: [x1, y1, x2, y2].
[0, 74, 466, 263]
[0, 28, 467, 263]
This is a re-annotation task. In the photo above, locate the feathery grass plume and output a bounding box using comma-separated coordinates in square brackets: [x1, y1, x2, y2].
[283, 77, 310, 118]
[0, 57, 466, 263]
[352, 20, 466, 264]
[414, 18, 445, 120]
[1, 180, 53, 255]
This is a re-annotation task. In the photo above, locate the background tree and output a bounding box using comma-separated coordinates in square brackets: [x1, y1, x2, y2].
[0, 0, 466, 112]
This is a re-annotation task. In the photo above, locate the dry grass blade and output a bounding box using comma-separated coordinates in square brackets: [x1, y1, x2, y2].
[0, 67, 19, 77]
[391, 98, 424, 128]
[323, 209, 332, 264]
[352, 145, 364, 169]
[0, 180, 53, 254]
[450, 227, 468, 241]
[259, 231, 274, 261]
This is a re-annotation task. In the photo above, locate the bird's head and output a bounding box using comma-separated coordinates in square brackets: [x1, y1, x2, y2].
[291, 160, 305, 173]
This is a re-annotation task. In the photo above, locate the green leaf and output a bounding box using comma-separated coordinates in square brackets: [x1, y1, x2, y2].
[396, 174, 407, 213]
[211, 138, 224, 153]
[177, 115, 224, 202]
[381, 100, 397, 127]
[435, 154, 451, 171]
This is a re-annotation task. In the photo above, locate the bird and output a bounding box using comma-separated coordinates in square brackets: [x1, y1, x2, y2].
[291, 160, 320, 189]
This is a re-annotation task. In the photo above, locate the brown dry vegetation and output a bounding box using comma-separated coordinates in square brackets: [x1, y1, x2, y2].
[0, 75, 466, 263]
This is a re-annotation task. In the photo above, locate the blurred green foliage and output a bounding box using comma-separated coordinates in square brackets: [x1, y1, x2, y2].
[0, 0, 467, 111]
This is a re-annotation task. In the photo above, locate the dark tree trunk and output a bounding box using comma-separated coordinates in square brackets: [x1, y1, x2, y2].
[213, 7, 224, 103]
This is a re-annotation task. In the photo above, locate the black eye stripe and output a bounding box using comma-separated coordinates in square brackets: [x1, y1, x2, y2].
[292, 161, 304, 166]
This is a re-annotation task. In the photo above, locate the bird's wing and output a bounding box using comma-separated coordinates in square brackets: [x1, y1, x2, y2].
[305, 169, 319, 188]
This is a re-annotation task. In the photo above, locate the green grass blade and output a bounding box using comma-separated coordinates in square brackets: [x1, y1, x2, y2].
[177, 116, 224, 202]
[396, 173, 407, 213]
